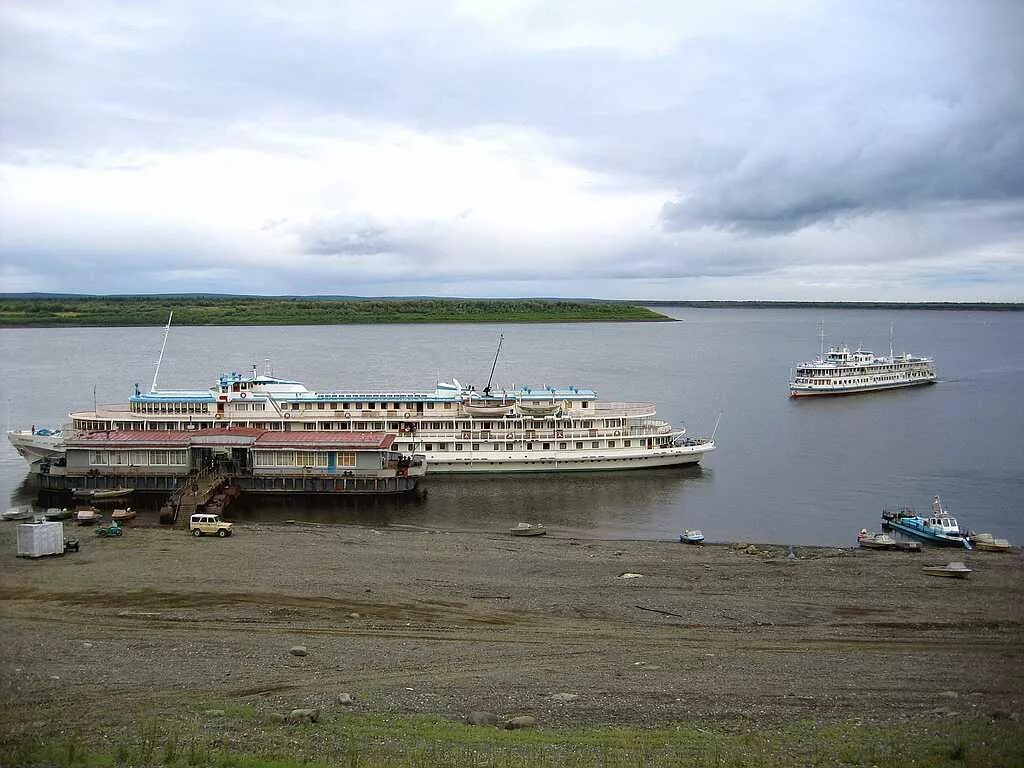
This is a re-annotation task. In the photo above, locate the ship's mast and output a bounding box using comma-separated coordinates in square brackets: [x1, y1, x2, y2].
[151, 312, 173, 393]
[483, 333, 504, 397]
[817, 319, 825, 359]
[889, 324, 895, 361]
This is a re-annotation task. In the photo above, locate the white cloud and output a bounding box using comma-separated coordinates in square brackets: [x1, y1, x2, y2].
[0, 0, 1021, 300]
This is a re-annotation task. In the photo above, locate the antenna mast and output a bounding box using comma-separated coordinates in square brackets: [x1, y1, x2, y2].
[483, 333, 504, 396]
[889, 324, 894, 361]
[151, 312, 173, 392]
[818, 319, 825, 359]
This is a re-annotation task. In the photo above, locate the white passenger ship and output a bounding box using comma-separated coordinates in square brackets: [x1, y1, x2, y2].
[789, 330, 936, 397]
[10, 366, 715, 474]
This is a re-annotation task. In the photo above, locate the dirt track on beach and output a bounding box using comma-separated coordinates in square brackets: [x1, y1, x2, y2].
[1, 520, 1022, 738]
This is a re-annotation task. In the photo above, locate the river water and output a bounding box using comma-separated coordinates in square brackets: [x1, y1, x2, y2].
[2, 307, 1022, 546]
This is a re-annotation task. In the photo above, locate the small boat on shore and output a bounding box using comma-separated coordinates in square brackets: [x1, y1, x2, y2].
[679, 529, 705, 545]
[111, 507, 136, 523]
[2, 505, 33, 521]
[857, 529, 896, 550]
[970, 533, 1013, 552]
[510, 522, 546, 537]
[44, 507, 73, 521]
[923, 561, 972, 579]
[881, 496, 971, 549]
[75, 506, 102, 525]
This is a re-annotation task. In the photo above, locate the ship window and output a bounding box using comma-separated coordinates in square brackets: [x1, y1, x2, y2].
[493, 443, 501, 450]
[526, 442, 533, 450]
[543, 442, 550, 450]
[425, 444, 433, 451]
[624, 440, 632, 447]
[455, 444, 463, 451]
[472, 443, 479, 450]
[581, 401, 589, 408]
[317, 402, 325, 410]
[506, 442, 514, 450]
[609, 441, 616, 448]
[427, 403, 435, 409]
[592, 441, 599, 448]
[439, 443, 448, 450]
[559, 442, 566, 449]
[367, 402, 375, 409]
[576, 442, 583, 449]
[444, 402, 452, 409]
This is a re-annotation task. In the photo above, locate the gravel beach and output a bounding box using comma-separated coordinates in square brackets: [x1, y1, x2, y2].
[1, 520, 1022, 744]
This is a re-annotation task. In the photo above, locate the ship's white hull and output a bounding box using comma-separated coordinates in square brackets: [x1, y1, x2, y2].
[6, 431, 65, 462]
[423, 444, 713, 473]
[790, 378, 936, 397]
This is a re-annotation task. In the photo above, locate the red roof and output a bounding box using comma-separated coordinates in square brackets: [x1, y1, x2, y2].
[68, 430, 193, 447]
[254, 431, 396, 450]
[68, 429, 396, 451]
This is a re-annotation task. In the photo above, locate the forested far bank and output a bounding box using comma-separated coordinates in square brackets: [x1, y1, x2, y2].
[0, 297, 670, 326]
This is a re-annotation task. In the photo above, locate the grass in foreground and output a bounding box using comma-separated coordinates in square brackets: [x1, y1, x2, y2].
[3, 710, 1021, 767]
[0, 297, 669, 326]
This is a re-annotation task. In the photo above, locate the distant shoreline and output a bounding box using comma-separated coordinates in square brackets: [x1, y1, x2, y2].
[0, 297, 671, 327]
[0, 295, 1020, 328]
[642, 300, 1023, 310]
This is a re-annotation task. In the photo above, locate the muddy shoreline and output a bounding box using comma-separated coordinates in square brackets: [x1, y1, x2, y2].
[1, 521, 1022, 739]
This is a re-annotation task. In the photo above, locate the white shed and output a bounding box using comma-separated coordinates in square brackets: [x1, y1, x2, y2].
[16, 521, 65, 558]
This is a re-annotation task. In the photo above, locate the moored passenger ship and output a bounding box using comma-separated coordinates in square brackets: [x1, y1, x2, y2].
[789, 343, 937, 397]
[25, 365, 714, 473]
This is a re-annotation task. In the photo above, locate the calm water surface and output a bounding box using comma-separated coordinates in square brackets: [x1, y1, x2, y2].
[2, 308, 1022, 546]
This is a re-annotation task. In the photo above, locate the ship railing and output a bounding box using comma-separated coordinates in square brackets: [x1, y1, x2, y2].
[396, 422, 680, 442]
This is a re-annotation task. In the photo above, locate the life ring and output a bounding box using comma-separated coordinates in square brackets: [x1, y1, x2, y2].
[240, 392, 247, 398]
[614, 430, 620, 436]
[506, 433, 513, 439]
[214, 413, 222, 419]
[405, 412, 411, 418]
[283, 412, 290, 419]
[555, 430, 564, 438]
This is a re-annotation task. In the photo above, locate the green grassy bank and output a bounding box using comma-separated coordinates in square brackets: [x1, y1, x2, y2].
[3, 710, 1020, 768]
[0, 297, 668, 326]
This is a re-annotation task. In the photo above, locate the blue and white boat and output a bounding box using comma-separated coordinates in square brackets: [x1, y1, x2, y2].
[679, 529, 705, 544]
[881, 496, 972, 549]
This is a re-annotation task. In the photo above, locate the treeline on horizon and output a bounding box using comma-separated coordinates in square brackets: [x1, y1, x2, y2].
[0, 296, 669, 327]
[643, 300, 1023, 310]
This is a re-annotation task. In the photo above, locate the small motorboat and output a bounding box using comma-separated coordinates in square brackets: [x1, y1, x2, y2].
[679, 529, 705, 544]
[971, 533, 1013, 552]
[75, 506, 102, 526]
[923, 561, 972, 579]
[111, 507, 137, 523]
[510, 522, 546, 537]
[44, 507, 74, 521]
[2, 505, 33, 521]
[857, 529, 896, 550]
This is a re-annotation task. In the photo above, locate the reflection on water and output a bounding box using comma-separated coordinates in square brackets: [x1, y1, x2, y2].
[224, 465, 706, 538]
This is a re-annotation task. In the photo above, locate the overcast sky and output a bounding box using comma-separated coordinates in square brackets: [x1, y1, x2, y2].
[1, 1, 1022, 300]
